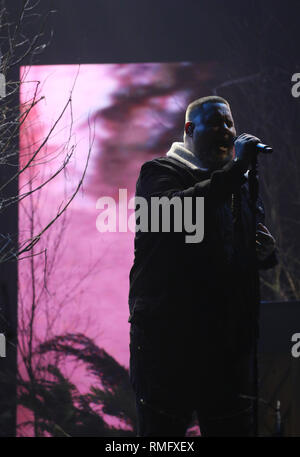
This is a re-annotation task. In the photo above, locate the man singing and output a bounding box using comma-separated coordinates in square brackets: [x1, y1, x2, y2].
[128, 96, 277, 436]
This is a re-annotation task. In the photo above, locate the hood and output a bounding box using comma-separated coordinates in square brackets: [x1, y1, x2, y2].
[166, 142, 207, 170]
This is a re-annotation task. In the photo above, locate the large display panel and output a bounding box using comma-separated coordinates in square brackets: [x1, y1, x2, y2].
[18, 62, 215, 436]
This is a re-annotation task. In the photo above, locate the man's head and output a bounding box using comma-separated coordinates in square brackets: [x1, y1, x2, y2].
[184, 96, 236, 170]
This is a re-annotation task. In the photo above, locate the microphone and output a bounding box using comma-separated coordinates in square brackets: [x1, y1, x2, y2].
[233, 136, 273, 154]
[256, 143, 273, 154]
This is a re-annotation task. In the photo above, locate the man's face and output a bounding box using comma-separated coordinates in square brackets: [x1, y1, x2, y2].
[189, 102, 236, 169]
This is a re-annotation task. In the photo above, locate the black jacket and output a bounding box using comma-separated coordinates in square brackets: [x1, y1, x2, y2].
[128, 156, 277, 358]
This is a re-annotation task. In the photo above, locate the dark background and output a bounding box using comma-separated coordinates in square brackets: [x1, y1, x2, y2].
[29, 0, 300, 69]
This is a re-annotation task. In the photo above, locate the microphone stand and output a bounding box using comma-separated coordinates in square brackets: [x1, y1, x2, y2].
[248, 153, 260, 437]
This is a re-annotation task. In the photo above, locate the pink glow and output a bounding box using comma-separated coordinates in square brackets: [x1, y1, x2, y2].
[18, 62, 215, 435]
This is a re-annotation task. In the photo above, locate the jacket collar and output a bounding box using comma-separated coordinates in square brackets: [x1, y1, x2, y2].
[166, 142, 207, 170]
[166, 141, 249, 178]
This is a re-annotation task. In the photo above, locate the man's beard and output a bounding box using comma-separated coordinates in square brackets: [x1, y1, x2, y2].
[198, 146, 234, 171]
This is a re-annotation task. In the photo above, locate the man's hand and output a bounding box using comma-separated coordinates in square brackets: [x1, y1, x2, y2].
[256, 223, 276, 261]
[234, 133, 261, 171]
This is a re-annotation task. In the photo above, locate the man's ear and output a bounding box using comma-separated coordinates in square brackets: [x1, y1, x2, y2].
[185, 122, 194, 137]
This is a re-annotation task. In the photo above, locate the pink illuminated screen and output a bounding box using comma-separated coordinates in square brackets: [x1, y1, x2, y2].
[18, 63, 215, 435]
